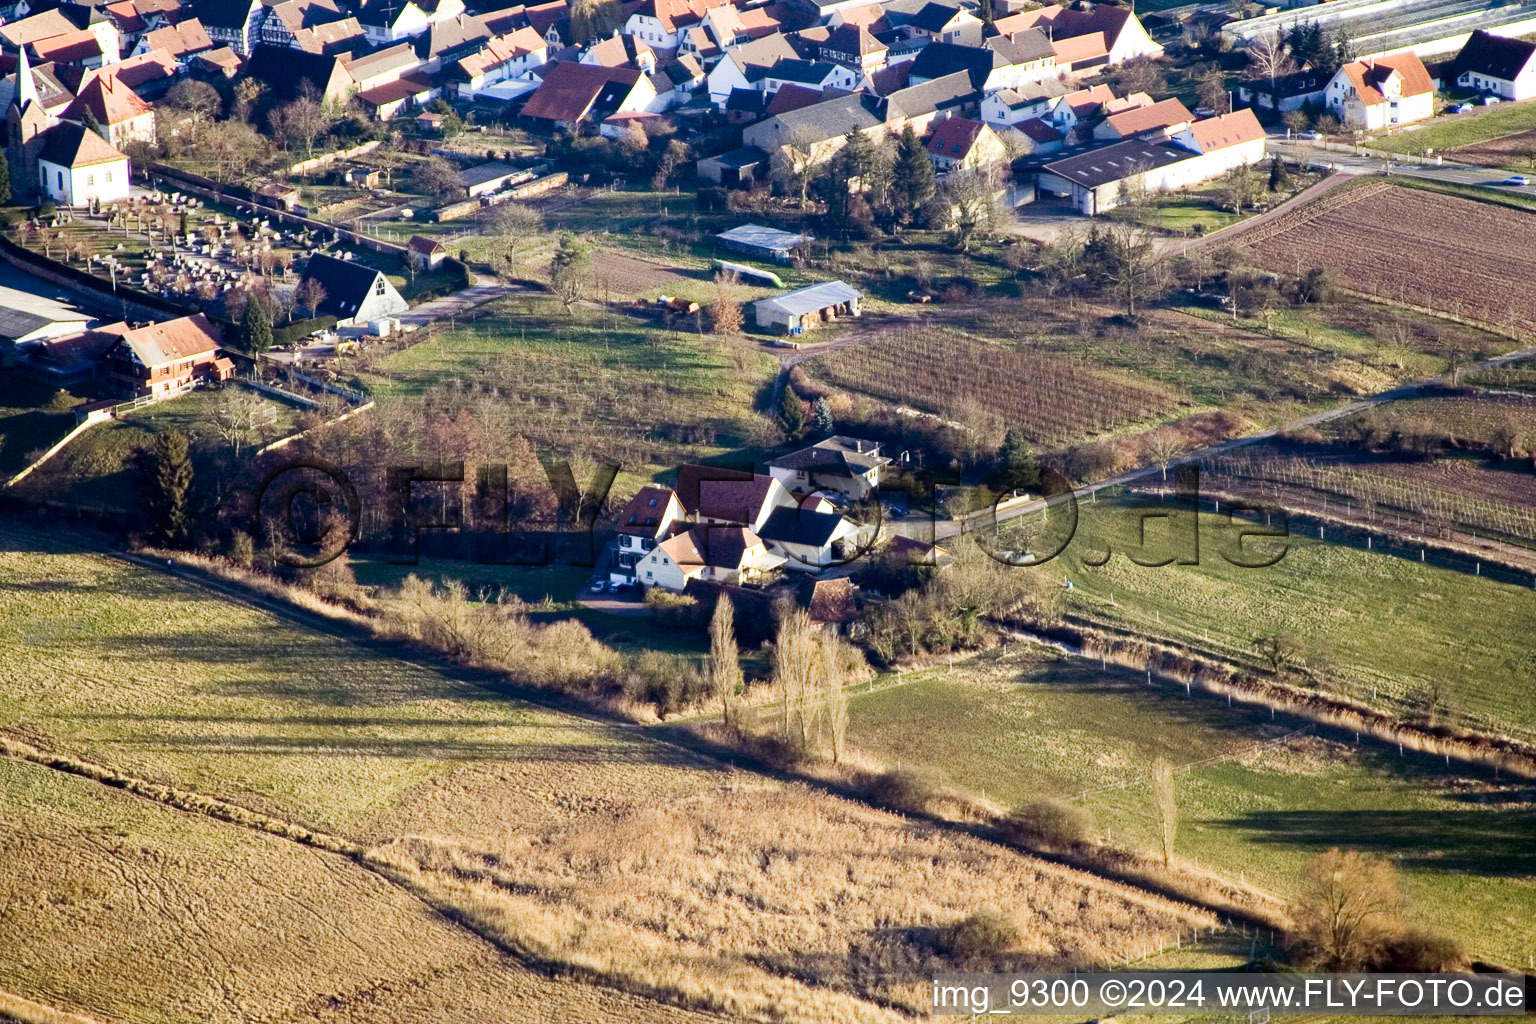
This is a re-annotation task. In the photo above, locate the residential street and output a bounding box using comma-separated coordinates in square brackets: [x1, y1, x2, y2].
[1269, 137, 1536, 194]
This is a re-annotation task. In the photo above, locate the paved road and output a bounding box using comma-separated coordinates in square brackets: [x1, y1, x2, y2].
[396, 272, 509, 328]
[912, 341, 1536, 542]
[1270, 139, 1536, 195]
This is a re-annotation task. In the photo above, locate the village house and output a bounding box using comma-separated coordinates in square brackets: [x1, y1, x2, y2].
[1453, 30, 1536, 101]
[993, 1, 1162, 71]
[671, 465, 863, 575]
[197, 0, 264, 55]
[768, 436, 890, 502]
[1325, 52, 1434, 130]
[59, 71, 154, 147]
[1092, 96, 1192, 142]
[97, 314, 234, 397]
[610, 484, 686, 585]
[883, 0, 984, 47]
[753, 280, 862, 334]
[980, 78, 1069, 128]
[926, 115, 1008, 175]
[297, 253, 409, 326]
[820, 22, 887, 73]
[623, 0, 727, 50]
[705, 32, 798, 108]
[636, 526, 787, 590]
[355, 0, 468, 46]
[519, 61, 655, 130]
[1235, 68, 1327, 113]
[131, 17, 213, 59]
[449, 25, 546, 97]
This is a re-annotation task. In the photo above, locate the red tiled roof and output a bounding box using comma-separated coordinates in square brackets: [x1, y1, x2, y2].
[31, 29, 106, 65]
[927, 115, 987, 156]
[114, 314, 223, 366]
[105, 1, 146, 33]
[1184, 107, 1263, 151]
[63, 73, 153, 126]
[1050, 31, 1107, 66]
[144, 17, 213, 57]
[617, 485, 678, 536]
[520, 60, 640, 122]
[1340, 52, 1433, 106]
[1103, 96, 1192, 137]
[765, 82, 826, 115]
[1015, 116, 1059, 142]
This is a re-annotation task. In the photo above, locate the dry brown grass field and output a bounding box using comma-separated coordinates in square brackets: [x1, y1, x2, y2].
[0, 530, 1213, 1023]
[363, 762, 1214, 1023]
[0, 758, 728, 1024]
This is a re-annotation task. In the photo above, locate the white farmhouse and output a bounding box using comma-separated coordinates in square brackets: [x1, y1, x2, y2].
[1325, 53, 1434, 131]
[1453, 30, 1536, 101]
[611, 485, 686, 585]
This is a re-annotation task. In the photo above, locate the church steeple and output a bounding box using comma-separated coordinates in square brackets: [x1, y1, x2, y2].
[14, 45, 40, 114]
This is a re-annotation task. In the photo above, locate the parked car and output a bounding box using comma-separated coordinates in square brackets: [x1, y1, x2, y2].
[1296, 130, 1322, 140]
[1450, 102, 1473, 114]
[1503, 175, 1531, 187]
[590, 579, 606, 593]
[1483, 96, 1501, 105]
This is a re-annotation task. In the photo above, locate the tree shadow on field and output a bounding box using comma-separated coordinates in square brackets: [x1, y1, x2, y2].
[1222, 807, 1536, 876]
[1009, 657, 1295, 756]
[100, 730, 696, 764]
[85, 624, 493, 706]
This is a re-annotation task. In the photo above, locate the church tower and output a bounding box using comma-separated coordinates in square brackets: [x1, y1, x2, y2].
[6, 46, 55, 202]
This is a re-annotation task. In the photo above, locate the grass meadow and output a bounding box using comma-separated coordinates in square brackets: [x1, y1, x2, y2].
[1370, 102, 1536, 155]
[0, 528, 1213, 1023]
[356, 297, 778, 480]
[996, 497, 1536, 736]
[0, 531, 625, 834]
[842, 648, 1536, 968]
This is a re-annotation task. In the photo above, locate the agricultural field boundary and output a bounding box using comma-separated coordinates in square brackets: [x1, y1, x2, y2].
[2, 419, 100, 490]
[0, 989, 112, 1024]
[1216, 178, 1394, 250]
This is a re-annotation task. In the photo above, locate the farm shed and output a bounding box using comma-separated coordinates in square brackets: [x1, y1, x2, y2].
[698, 146, 768, 187]
[716, 223, 807, 263]
[753, 281, 862, 334]
[460, 161, 527, 198]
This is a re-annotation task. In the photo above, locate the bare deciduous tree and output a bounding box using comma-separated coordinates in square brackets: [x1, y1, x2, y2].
[1151, 755, 1177, 866]
[709, 594, 741, 728]
[711, 271, 743, 338]
[1293, 848, 1403, 969]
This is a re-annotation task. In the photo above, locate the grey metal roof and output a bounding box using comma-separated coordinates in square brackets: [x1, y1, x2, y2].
[1040, 139, 1196, 189]
[0, 308, 62, 341]
[755, 280, 861, 317]
[717, 223, 806, 250]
